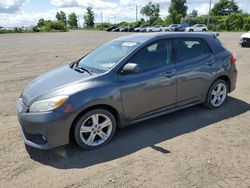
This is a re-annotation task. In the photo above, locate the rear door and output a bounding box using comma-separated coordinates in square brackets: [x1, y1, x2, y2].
[173, 38, 217, 106]
[118, 40, 176, 121]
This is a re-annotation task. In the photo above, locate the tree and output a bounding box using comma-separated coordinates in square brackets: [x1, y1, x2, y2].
[168, 0, 188, 23]
[68, 12, 78, 28]
[183, 10, 198, 25]
[56, 11, 67, 25]
[140, 2, 160, 24]
[211, 0, 240, 16]
[37, 18, 45, 27]
[190, 10, 198, 18]
[84, 7, 95, 27]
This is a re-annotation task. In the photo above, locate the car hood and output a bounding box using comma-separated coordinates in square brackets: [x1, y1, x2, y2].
[241, 32, 250, 38]
[22, 65, 93, 106]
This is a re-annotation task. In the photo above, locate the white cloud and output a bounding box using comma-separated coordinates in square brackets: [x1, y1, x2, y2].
[0, 0, 26, 13]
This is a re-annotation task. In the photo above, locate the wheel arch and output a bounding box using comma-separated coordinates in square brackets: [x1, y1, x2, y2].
[207, 75, 231, 96]
[69, 104, 122, 142]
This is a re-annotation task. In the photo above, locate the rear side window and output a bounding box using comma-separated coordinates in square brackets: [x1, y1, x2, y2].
[129, 40, 172, 72]
[173, 38, 210, 63]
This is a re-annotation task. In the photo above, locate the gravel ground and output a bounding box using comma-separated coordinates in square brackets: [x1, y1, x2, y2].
[0, 31, 249, 188]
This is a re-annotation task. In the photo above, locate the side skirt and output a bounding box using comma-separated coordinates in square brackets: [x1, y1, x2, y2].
[121, 100, 204, 127]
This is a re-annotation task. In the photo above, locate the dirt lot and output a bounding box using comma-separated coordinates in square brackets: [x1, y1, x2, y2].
[0, 31, 249, 188]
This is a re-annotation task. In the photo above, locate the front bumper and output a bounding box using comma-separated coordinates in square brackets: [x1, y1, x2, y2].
[16, 98, 75, 150]
[240, 38, 250, 46]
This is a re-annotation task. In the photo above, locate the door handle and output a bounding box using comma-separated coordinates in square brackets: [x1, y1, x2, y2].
[206, 59, 215, 66]
[161, 71, 175, 78]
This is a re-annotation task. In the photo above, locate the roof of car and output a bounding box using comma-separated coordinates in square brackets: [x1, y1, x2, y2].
[115, 32, 216, 43]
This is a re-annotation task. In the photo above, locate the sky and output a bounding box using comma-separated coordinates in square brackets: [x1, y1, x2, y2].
[0, 0, 250, 27]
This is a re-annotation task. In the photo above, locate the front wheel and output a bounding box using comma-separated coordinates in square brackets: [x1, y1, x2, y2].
[74, 109, 117, 150]
[204, 79, 228, 109]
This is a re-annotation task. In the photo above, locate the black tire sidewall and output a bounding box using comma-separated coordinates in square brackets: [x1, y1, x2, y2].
[205, 79, 228, 109]
[74, 109, 117, 150]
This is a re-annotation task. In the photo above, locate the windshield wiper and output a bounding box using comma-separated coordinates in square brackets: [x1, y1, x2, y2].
[74, 66, 93, 75]
[69, 60, 79, 68]
[70, 60, 93, 75]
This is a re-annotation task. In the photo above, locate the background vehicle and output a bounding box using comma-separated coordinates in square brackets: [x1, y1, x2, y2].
[17, 32, 237, 150]
[174, 25, 187, 32]
[239, 31, 250, 47]
[146, 25, 162, 32]
[112, 27, 121, 32]
[164, 24, 179, 32]
[105, 26, 117, 32]
[185, 24, 208, 32]
[138, 26, 148, 32]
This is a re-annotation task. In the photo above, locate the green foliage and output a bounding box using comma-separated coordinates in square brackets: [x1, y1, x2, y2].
[243, 16, 250, 30]
[56, 11, 67, 25]
[151, 17, 163, 26]
[211, 0, 240, 16]
[140, 2, 160, 24]
[84, 7, 95, 27]
[96, 23, 112, 30]
[168, 0, 188, 23]
[190, 14, 250, 31]
[33, 20, 68, 32]
[37, 18, 45, 27]
[43, 21, 68, 32]
[68, 12, 78, 29]
[225, 13, 244, 31]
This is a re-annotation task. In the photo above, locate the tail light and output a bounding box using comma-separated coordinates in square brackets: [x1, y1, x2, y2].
[230, 54, 236, 64]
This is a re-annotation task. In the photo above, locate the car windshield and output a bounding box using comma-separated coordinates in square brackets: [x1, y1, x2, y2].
[78, 41, 139, 72]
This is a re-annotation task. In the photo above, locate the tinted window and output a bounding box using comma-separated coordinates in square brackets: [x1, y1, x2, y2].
[174, 38, 210, 62]
[129, 40, 172, 72]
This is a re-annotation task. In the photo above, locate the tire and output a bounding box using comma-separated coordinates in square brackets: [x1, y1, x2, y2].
[189, 29, 194, 32]
[74, 109, 117, 150]
[166, 29, 169, 32]
[202, 29, 207, 32]
[204, 79, 228, 109]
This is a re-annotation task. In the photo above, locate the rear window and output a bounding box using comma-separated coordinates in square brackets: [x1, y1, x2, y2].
[174, 38, 210, 62]
[213, 37, 226, 53]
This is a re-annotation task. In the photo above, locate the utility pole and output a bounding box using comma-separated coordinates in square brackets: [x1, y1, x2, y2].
[207, 0, 212, 27]
[136, 5, 138, 22]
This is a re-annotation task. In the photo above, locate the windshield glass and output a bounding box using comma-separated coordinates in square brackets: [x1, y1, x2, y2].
[78, 40, 139, 72]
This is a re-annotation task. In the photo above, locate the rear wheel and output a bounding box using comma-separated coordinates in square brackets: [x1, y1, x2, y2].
[189, 29, 194, 32]
[74, 109, 116, 150]
[202, 29, 207, 32]
[204, 79, 228, 109]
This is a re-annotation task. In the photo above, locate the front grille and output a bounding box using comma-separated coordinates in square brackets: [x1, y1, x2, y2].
[243, 38, 250, 43]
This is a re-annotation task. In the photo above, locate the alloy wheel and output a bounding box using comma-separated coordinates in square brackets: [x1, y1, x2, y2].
[210, 83, 227, 107]
[79, 113, 113, 146]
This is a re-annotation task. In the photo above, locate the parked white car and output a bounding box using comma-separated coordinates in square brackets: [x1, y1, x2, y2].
[239, 31, 250, 47]
[146, 25, 162, 32]
[185, 24, 208, 32]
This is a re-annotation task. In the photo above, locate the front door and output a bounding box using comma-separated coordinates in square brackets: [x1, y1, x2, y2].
[118, 40, 177, 121]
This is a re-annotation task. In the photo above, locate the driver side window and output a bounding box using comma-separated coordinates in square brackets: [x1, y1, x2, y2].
[129, 40, 172, 73]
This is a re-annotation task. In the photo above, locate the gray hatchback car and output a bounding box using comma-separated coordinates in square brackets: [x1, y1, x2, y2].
[17, 32, 237, 150]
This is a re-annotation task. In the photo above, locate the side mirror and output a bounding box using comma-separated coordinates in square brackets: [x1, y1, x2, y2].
[121, 63, 140, 74]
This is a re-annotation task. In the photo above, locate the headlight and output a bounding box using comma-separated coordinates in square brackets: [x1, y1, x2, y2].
[29, 96, 68, 112]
